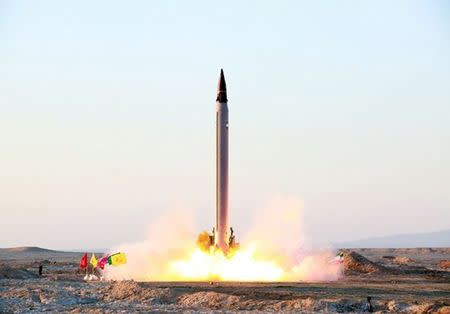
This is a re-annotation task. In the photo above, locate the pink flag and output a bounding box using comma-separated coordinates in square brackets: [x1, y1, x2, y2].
[98, 255, 109, 270]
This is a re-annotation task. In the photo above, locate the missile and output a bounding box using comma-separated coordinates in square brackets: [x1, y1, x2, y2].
[215, 69, 229, 252]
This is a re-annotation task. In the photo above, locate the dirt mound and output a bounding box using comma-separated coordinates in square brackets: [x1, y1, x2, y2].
[437, 306, 450, 314]
[342, 251, 386, 274]
[103, 281, 172, 303]
[438, 260, 450, 270]
[393, 256, 413, 265]
[177, 294, 450, 313]
[177, 294, 331, 312]
[271, 297, 320, 312]
[177, 291, 241, 310]
[0, 264, 39, 279]
[406, 302, 450, 314]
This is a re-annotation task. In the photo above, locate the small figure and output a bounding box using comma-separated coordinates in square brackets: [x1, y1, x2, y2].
[209, 227, 215, 247]
[366, 296, 373, 312]
[38, 265, 43, 276]
[229, 227, 235, 246]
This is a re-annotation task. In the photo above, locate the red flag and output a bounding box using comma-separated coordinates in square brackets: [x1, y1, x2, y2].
[79, 253, 88, 269]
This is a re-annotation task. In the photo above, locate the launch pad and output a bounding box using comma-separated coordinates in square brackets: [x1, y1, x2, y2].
[196, 227, 239, 255]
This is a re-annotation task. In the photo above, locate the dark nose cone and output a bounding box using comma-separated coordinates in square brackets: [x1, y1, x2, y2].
[216, 69, 228, 103]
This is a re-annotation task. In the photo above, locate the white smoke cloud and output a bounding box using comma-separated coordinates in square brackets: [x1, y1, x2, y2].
[103, 195, 343, 282]
[104, 208, 196, 281]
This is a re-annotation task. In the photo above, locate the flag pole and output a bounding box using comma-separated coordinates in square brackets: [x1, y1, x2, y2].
[85, 253, 88, 279]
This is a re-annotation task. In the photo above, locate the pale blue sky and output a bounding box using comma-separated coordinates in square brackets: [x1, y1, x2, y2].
[1, 1, 449, 250]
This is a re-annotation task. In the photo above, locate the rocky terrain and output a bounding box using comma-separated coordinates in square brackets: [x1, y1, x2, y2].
[0, 247, 449, 313]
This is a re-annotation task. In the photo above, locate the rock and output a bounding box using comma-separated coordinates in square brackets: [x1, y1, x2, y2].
[437, 260, 450, 269]
[0, 264, 39, 279]
[103, 281, 172, 304]
[272, 297, 319, 312]
[437, 306, 450, 314]
[393, 256, 413, 265]
[386, 300, 408, 312]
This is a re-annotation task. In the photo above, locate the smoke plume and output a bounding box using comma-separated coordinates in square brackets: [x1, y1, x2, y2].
[104, 195, 342, 282]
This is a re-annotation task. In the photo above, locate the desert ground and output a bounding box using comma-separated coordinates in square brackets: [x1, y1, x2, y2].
[0, 247, 449, 313]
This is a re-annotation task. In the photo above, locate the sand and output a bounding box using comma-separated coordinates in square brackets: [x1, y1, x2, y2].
[0, 247, 449, 313]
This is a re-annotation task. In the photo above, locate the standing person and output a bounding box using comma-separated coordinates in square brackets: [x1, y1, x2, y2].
[38, 265, 43, 276]
[366, 296, 373, 312]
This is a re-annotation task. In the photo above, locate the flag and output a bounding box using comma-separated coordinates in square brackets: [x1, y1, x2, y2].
[80, 253, 88, 269]
[108, 252, 127, 266]
[98, 255, 108, 270]
[90, 253, 98, 268]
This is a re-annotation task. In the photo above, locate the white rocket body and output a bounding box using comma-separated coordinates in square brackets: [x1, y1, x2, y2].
[215, 101, 229, 251]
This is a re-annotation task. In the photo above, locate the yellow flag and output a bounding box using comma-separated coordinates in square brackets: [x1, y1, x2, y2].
[90, 253, 98, 268]
[108, 252, 127, 266]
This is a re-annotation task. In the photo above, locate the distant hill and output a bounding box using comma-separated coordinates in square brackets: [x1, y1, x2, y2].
[0, 246, 105, 255]
[337, 229, 450, 248]
[0, 246, 82, 262]
[0, 246, 64, 253]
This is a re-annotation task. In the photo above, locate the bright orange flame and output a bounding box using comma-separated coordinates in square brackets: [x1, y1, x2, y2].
[168, 244, 285, 281]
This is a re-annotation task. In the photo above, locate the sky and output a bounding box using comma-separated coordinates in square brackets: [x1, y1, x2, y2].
[1, 1, 449, 250]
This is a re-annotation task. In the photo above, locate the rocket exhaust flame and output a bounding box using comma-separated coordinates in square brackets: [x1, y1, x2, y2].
[103, 71, 343, 282]
[169, 244, 284, 282]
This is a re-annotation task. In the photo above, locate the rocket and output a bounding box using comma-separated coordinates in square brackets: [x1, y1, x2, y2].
[201, 69, 237, 254]
[215, 69, 230, 252]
